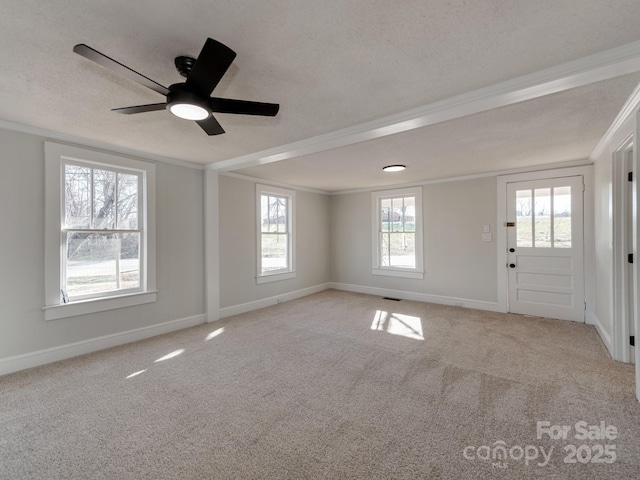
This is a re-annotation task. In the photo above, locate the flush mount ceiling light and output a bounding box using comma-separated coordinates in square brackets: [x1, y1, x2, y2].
[382, 164, 406, 172]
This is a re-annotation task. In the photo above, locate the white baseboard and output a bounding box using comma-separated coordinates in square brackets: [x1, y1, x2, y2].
[0, 314, 206, 377]
[328, 282, 502, 312]
[219, 283, 331, 319]
[589, 311, 614, 358]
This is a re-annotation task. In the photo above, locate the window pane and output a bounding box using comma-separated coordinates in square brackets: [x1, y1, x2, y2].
[381, 199, 392, 232]
[388, 232, 416, 268]
[516, 189, 532, 247]
[261, 233, 288, 272]
[64, 165, 91, 229]
[553, 186, 572, 248]
[267, 196, 276, 232]
[392, 198, 403, 232]
[277, 196, 287, 233]
[268, 196, 279, 232]
[379, 196, 417, 268]
[93, 169, 116, 229]
[119, 232, 141, 289]
[65, 232, 140, 297]
[117, 173, 138, 230]
[380, 232, 390, 266]
[260, 195, 269, 233]
[404, 196, 416, 232]
[534, 188, 551, 248]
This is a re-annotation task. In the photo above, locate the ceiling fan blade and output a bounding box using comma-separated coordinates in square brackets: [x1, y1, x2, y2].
[73, 44, 170, 96]
[197, 115, 225, 135]
[111, 103, 166, 114]
[185, 38, 236, 97]
[209, 97, 279, 116]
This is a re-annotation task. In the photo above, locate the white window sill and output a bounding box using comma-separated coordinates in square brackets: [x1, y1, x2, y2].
[372, 268, 424, 280]
[43, 291, 158, 321]
[257, 271, 296, 284]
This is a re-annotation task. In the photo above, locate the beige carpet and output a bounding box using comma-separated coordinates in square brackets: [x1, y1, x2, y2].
[1, 290, 639, 479]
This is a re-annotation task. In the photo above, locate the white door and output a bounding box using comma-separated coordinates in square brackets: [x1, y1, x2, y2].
[506, 175, 584, 321]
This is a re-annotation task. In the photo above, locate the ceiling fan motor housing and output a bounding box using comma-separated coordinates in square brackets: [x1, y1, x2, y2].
[166, 83, 210, 119]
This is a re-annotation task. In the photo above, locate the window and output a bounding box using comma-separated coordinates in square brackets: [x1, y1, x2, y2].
[44, 142, 156, 320]
[515, 186, 572, 248]
[63, 162, 142, 299]
[372, 187, 423, 279]
[256, 184, 295, 283]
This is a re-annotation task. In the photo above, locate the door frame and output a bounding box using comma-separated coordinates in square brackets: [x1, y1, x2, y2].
[634, 111, 640, 402]
[497, 166, 594, 319]
[612, 136, 634, 362]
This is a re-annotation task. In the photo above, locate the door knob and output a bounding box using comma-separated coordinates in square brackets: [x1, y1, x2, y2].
[509, 263, 516, 268]
[509, 248, 515, 253]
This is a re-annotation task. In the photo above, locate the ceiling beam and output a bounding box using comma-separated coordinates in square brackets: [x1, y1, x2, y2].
[208, 40, 640, 173]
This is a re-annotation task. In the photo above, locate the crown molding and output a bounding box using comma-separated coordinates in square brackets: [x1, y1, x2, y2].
[207, 40, 640, 173]
[0, 119, 204, 170]
[590, 81, 640, 160]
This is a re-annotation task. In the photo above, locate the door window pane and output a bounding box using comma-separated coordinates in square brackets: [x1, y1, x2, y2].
[553, 186, 572, 248]
[515, 184, 573, 249]
[516, 189, 532, 247]
[534, 188, 551, 248]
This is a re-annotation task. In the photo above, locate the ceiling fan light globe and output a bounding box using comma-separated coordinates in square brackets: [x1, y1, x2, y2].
[169, 103, 209, 121]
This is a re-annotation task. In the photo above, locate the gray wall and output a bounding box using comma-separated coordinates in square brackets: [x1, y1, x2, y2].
[218, 175, 331, 308]
[331, 177, 498, 303]
[0, 129, 205, 358]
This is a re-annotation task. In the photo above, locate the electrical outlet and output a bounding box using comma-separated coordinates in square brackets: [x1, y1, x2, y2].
[454, 301, 463, 307]
[483, 224, 490, 233]
[482, 233, 492, 242]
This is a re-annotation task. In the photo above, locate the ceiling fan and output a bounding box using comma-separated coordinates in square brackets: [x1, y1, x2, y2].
[73, 38, 279, 135]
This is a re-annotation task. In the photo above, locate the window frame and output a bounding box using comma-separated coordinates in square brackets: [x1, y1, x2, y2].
[62, 160, 145, 301]
[371, 186, 424, 279]
[256, 184, 296, 284]
[44, 142, 156, 320]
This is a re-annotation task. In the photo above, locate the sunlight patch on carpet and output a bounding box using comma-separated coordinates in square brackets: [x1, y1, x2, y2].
[371, 310, 424, 340]
[205, 327, 225, 341]
[154, 349, 185, 362]
[126, 369, 147, 379]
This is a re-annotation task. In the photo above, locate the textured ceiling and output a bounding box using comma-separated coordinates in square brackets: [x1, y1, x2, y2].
[1, 1, 640, 191]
